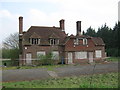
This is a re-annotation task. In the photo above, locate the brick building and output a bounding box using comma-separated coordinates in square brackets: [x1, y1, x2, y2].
[19, 16, 105, 65]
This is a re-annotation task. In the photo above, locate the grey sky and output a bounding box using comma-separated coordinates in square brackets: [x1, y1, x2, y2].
[0, 0, 119, 45]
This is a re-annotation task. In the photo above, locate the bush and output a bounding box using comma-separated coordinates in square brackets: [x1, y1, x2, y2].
[2, 48, 19, 60]
[106, 48, 119, 57]
[37, 53, 54, 65]
[2, 60, 19, 66]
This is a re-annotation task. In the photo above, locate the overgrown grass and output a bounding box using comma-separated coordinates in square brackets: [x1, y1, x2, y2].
[2, 72, 118, 88]
[105, 57, 119, 62]
[1, 64, 67, 71]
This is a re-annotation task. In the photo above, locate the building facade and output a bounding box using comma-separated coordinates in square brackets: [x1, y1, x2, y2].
[19, 16, 105, 65]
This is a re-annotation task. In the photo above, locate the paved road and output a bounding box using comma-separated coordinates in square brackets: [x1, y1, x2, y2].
[55, 62, 118, 77]
[2, 61, 118, 82]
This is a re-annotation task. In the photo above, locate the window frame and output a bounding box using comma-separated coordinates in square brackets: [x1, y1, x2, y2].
[50, 38, 59, 45]
[95, 50, 102, 58]
[29, 38, 40, 45]
[75, 51, 87, 59]
[52, 51, 59, 60]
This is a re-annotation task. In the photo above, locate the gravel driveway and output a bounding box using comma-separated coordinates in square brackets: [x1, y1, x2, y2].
[2, 61, 118, 82]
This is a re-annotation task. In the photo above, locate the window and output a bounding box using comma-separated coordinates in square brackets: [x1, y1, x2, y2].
[52, 51, 59, 60]
[37, 51, 45, 59]
[74, 38, 79, 45]
[75, 51, 87, 59]
[50, 39, 59, 45]
[74, 38, 87, 45]
[29, 38, 40, 45]
[83, 38, 87, 45]
[95, 50, 102, 58]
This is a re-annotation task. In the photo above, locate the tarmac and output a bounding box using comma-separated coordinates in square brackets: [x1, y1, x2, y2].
[2, 61, 118, 82]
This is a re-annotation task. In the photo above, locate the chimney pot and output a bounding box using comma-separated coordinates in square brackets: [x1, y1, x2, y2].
[59, 19, 65, 31]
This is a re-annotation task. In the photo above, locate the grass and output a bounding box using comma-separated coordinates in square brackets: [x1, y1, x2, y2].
[1, 64, 67, 71]
[2, 72, 118, 88]
[105, 57, 119, 62]
[1, 57, 119, 70]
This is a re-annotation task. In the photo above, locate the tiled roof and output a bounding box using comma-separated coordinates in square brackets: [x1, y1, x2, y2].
[22, 26, 67, 45]
[92, 37, 105, 46]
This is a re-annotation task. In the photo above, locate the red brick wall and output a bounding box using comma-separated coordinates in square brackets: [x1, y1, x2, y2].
[22, 45, 64, 60]
[64, 38, 105, 64]
[65, 38, 95, 51]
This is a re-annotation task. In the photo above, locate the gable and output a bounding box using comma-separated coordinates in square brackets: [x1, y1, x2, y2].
[30, 32, 41, 38]
[22, 26, 67, 45]
[92, 37, 105, 46]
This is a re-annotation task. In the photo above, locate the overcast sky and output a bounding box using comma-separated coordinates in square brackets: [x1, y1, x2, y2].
[0, 0, 119, 44]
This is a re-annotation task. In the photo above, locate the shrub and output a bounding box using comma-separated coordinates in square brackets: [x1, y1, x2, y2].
[37, 53, 54, 65]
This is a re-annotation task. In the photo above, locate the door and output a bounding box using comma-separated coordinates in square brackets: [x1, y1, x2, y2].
[26, 53, 32, 64]
[68, 52, 73, 64]
[88, 52, 93, 63]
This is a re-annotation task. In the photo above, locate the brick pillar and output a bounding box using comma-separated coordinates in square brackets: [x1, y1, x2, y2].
[76, 21, 81, 36]
[59, 19, 65, 31]
[19, 16, 23, 35]
[19, 16, 23, 65]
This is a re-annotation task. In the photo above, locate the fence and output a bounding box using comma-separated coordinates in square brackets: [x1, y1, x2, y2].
[1, 59, 19, 66]
[1, 58, 65, 67]
[19, 58, 65, 66]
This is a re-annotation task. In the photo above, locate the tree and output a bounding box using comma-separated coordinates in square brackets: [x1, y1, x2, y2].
[84, 26, 96, 37]
[85, 23, 119, 57]
[2, 32, 19, 59]
[3, 32, 19, 49]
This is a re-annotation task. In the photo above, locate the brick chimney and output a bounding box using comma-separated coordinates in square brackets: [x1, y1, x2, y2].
[19, 16, 23, 35]
[59, 19, 65, 31]
[76, 21, 81, 36]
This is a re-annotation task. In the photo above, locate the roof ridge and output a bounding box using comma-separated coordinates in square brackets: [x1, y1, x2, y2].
[31, 26, 60, 28]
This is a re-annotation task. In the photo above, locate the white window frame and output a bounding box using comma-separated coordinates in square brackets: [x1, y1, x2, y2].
[75, 51, 87, 59]
[83, 38, 87, 45]
[29, 38, 40, 45]
[50, 39, 56, 45]
[95, 50, 102, 58]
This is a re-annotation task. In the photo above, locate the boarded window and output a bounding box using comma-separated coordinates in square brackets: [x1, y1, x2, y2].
[37, 51, 45, 59]
[95, 50, 102, 58]
[75, 51, 87, 59]
[52, 51, 59, 60]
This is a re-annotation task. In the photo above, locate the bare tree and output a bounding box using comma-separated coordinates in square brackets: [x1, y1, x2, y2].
[3, 32, 19, 49]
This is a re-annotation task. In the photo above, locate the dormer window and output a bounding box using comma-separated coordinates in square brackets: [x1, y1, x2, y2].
[74, 38, 79, 45]
[29, 38, 40, 45]
[83, 38, 87, 45]
[50, 38, 59, 45]
[74, 38, 87, 45]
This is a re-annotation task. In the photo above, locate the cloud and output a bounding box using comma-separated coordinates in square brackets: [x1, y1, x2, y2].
[0, 10, 21, 43]
[0, 0, 119, 43]
[0, 10, 12, 18]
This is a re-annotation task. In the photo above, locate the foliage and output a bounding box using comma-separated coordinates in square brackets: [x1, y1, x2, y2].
[105, 57, 119, 62]
[3, 32, 19, 49]
[2, 60, 19, 66]
[2, 48, 19, 60]
[37, 52, 54, 65]
[84, 26, 96, 37]
[84, 22, 120, 57]
[2, 72, 118, 88]
[2, 32, 19, 59]
[1, 64, 67, 70]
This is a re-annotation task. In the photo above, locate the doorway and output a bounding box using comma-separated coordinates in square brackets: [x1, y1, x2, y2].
[68, 52, 73, 64]
[26, 53, 32, 65]
[88, 52, 93, 63]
